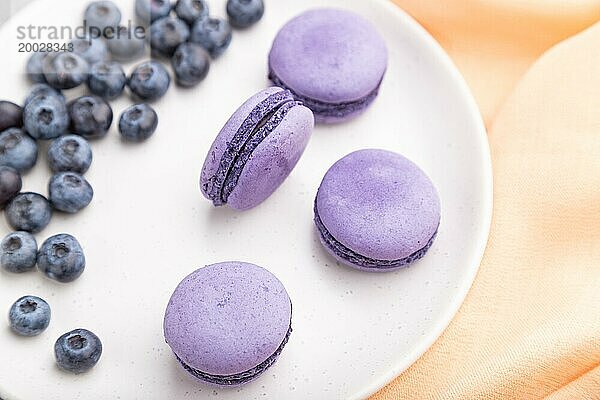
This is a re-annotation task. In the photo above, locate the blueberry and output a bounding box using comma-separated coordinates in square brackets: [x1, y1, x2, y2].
[23, 95, 69, 140]
[87, 61, 127, 100]
[174, 0, 208, 25]
[119, 104, 158, 142]
[5, 192, 52, 233]
[226, 0, 264, 29]
[55, 328, 102, 374]
[0, 166, 22, 209]
[150, 16, 190, 57]
[23, 84, 65, 109]
[48, 172, 93, 213]
[48, 135, 93, 174]
[71, 36, 109, 66]
[68, 96, 113, 139]
[38, 234, 85, 283]
[171, 43, 210, 87]
[84, 1, 122, 35]
[135, 0, 172, 23]
[0, 101, 23, 132]
[128, 61, 171, 101]
[0, 128, 38, 172]
[190, 17, 232, 58]
[26, 52, 48, 84]
[1, 232, 37, 273]
[8, 296, 51, 336]
[106, 26, 146, 62]
[42, 52, 89, 90]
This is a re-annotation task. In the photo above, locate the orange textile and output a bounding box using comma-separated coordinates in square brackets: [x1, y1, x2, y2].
[391, 0, 600, 124]
[370, 1, 600, 399]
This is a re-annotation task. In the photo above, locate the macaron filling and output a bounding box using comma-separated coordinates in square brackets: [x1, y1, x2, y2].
[314, 201, 438, 270]
[205, 90, 300, 206]
[269, 68, 381, 120]
[175, 321, 292, 386]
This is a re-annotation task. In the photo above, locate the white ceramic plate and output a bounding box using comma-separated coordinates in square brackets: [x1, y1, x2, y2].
[0, 0, 492, 399]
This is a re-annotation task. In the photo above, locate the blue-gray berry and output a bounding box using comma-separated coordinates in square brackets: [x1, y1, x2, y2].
[150, 16, 190, 58]
[106, 26, 146, 62]
[71, 36, 109, 66]
[8, 296, 51, 336]
[55, 328, 102, 374]
[23, 95, 69, 140]
[128, 61, 171, 101]
[4, 192, 52, 233]
[0, 128, 38, 172]
[42, 52, 89, 90]
[87, 61, 127, 100]
[190, 17, 232, 58]
[23, 83, 65, 109]
[26, 52, 48, 84]
[175, 0, 208, 25]
[84, 1, 122, 35]
[119, 103, 158, 142]
[0, 101, 23, 132]
[226, 0, 264, 29]
[68, 95, 113, 140]
[0, 166, 21, 209]
[135, 0, 171, 24]
[48, 172, 93, 213]
[171, 42, 210, 87]
[37, 233, 85, 283]
[1, 231, 37, 273]
[48, 135, 93, 174]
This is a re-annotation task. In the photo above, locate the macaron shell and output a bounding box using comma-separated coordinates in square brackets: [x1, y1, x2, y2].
[227, 104, 314, 210]
[268, 8, 388, 103]
[163, 262, 292, 377]
[316, 149, 440, 261]
[200, 87, 285, 200]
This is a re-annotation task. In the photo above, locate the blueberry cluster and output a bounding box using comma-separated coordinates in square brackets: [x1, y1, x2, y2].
[8, 293, 103, 374]
[1, 86, 97, 230]
[1, 0, 264, 376]
[3, 233, 101, 373]
[145, 0, 264, 85]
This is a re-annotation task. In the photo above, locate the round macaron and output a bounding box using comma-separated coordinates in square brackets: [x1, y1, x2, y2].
[200, 87, 314, 210]
[314, 149, 440, 271]
[163, 262, 292, 386]
[268, 8, 388, 124]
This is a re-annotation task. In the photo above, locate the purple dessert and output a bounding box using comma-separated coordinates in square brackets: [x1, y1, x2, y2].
[200, 87, 314, 210]
[268, 8, 388, 124]
[163, 262, 292, 386]
[314, 149, 440, 271]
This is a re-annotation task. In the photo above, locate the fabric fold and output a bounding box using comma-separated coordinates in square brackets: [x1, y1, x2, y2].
[371, 3, 600, 398]
[391, 0, 600, 125]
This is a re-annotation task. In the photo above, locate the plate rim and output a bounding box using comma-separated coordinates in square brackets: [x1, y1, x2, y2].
[348, 1, 492, 399]
[0, 0, 493, 399]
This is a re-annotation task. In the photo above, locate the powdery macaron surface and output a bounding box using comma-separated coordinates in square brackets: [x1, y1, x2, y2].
[314, 149, 441, 271]
[268, 8, 388, 123]
[200, 87, 314, 210]
[163, 262, 292, 386]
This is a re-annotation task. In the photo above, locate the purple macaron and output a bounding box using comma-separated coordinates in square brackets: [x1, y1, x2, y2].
[268, 8, 388, 124]
[314, 149, 440, 271]
[164, 262, 292, 386]
[200, 87, 314, 210]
